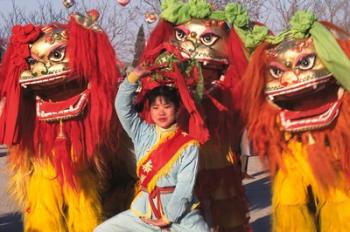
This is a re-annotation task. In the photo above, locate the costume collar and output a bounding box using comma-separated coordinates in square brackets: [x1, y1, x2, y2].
[155, 123, 178, 138]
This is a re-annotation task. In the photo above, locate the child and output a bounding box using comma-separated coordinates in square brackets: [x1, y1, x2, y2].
[94, 66, 209, 232]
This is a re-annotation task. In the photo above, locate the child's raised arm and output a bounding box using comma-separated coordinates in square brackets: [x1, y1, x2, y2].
[115, 65, 151, 145]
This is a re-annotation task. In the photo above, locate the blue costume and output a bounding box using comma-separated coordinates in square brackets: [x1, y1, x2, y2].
[94, 79, 209, 232]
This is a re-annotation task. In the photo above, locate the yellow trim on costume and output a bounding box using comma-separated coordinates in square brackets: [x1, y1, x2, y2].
[191, 202, 200, 210]
[136, 128, 178, 176]
[147, 140, 199, 193]
[127, 72, 139, 83]
[130, 191, 152, 218]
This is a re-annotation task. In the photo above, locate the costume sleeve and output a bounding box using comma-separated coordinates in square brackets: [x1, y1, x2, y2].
[115, 79, 151, 146]
[164, 142, 200, 222]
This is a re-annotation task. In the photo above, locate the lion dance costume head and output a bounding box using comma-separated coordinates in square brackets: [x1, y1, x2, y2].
[242, 11, 350, 231]
[0, 10, 133, 231]
[136, 0, 269, 230]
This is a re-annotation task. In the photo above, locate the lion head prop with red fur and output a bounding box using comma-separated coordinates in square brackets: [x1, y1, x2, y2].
[137, 1, 268, 148]
[242, 11, 350, 189]
[135, 1, 268, 230]
[0, 10, 123, 187]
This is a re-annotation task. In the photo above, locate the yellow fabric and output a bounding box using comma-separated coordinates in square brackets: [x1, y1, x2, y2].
[130, 191, 152, 218]
[320, 190, 350, 232]
[272, 140, 350, 232]
[273, 204, 316, 232]
[24, 161, 67, 232]
[7, 148, 33, 210]
[22, 159, 101, 232]
[147, 140, 198, 192]
[136, 127, 178, 177]
[63, 171, 102, 232]
[127, 72, 140, 83]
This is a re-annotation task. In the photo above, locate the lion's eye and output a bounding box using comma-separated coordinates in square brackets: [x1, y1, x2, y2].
[200, 33, 219, 46]
[49, 46, 66, 62]
[269, 66, 284, 79]
[296, 54, 316, 70]
[26, 57, 37, 65]
[175, 29, 186, 41]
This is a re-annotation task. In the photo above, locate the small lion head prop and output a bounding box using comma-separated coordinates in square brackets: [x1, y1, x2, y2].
[0, 10, 122, 186]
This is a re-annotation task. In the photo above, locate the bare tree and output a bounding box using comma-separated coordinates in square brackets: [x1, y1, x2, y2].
[312, 0, 350, 33]
[265, 0, 315, 31]
[142, 0, 161, 14]
[1, 0, 349, 64]
[0, 0, 136, 61]
[132, 25, 145, 67]
[210, 0, 267, 22]
[264, 0, 350, 33]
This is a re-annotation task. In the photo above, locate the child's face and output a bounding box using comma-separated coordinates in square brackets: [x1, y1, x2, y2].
[150, 96, 177, 129]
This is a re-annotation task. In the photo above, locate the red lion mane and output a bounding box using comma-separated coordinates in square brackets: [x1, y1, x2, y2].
[241, 27, 350, 190]
[0, 17, 122, 186]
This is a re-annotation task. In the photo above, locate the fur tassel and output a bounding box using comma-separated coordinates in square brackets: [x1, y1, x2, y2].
[54, 121, 75, 187]
[167, 65, 209, 144]
[0, 24, 41, 145]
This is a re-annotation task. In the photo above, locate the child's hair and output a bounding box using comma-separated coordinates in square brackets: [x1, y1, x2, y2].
[146, 85, 181, 109]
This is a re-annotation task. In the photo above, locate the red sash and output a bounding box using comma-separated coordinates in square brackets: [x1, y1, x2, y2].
[137, 128, 198, 193]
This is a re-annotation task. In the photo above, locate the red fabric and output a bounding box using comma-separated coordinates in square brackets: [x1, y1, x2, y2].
[54, 128, 75, 187]
[137, 20, 248, 150]
[196, 165, 243, 199]
[138, 42, 210, 143]
[138, 128, 194, 189]
[139, 20, 174, 64]
[39, 89, 89, 112]
[162, 66, 209, 143]
[0, 24, 41, 145]
[144, 186, 175, 220]
[1, 18, 123, 187]
[206, 94, 228, 112]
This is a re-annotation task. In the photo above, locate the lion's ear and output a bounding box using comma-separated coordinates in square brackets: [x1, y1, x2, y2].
[70, 9, 102, 32]
[319, 21, 350, 40]
[329, 28, 349, 40]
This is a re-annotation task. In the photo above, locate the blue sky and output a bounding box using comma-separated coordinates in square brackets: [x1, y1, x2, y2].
[0, 0, 63, 13]
[0, 0, 156, 62]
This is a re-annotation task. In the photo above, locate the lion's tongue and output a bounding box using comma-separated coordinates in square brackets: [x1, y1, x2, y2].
[282, 100, 338, 120]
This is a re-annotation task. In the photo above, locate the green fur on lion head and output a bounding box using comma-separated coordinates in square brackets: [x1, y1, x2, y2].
[160, 0, 270, 49]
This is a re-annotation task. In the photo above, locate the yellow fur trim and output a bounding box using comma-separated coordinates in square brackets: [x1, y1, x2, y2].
[191, 202, 200, 209]
[63, 170, 102, 232]
[273, 140, 350, 231]
[284, 141, 330, 197]
[137, 128, 178, 176]
[7, 148, 33, 210]
[319, 190, 350, 232]
[147, 140, 199, 193]
[22, 159, 101, 232]
[24, 161, 66, 232]
[226, 147, 237, 165]
[272, 204, 316, 232]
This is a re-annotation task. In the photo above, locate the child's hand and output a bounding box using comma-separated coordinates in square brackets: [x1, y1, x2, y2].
[134, 63, 152, 78]
[127, 63, 152, 83]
